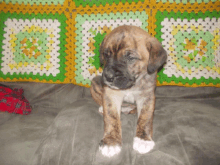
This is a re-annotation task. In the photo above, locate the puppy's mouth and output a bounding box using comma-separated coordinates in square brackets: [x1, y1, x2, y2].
[103, 75, 135, 90]
[104, 81, 120, 90]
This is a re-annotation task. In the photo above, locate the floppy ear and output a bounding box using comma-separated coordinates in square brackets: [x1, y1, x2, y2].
[146, 38, 167, 74]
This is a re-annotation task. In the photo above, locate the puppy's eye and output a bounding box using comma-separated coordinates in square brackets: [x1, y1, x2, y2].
[127, 56, 136, 61]
[125, 52, 138, 62]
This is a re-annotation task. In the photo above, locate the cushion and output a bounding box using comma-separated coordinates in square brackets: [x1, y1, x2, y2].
[32, 87, 220, 165]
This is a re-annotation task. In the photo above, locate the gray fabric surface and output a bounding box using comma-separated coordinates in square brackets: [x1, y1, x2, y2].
[0, 82, 220, 165]
[0, 82, 84, 165]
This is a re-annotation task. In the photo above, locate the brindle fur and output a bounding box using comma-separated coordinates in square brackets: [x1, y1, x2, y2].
[90, 25, 167, 153]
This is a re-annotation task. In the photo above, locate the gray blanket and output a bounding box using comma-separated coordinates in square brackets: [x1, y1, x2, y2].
[0, 82, 220, 165]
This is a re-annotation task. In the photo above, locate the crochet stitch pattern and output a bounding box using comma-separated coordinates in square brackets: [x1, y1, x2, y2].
[0, 0, 219, 87]
[154, 8, 220, 87]
[0, 12, 68, 83]
[74, 0, 145, 7]
[155, 0, 217, 3]
[155, 11, 220, 86]
[0, 0, 65, 5]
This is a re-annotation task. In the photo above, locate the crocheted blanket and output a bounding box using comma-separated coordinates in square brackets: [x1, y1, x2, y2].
[0, 0, 219, 87]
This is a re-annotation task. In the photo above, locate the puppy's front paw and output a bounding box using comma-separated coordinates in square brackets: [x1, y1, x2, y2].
[99, 141, 121, 157]
[133, 137, 155, 154]
[99, 106, 103, 114]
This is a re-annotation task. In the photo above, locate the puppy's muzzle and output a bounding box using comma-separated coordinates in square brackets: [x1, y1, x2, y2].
[103, 66, 135, 89]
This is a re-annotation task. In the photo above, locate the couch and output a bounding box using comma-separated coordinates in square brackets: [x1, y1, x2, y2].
[0, 82, 220, 165]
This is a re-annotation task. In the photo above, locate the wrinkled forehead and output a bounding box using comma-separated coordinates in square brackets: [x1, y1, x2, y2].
[104, 31, 144, 55]
[102, 28, 149, 60]
[106, 31, 134, 49]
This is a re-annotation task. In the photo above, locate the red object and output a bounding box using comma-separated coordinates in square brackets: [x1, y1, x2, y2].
[0, 85, 31, 115]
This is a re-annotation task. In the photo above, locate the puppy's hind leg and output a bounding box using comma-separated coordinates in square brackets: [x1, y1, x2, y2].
[121, 102, 137, 114]
[90, 76, 104, 114]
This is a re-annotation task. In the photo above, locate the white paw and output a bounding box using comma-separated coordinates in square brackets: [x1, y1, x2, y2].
[133, 137, 155, 154]
[99, 145, 121, 157]
[99, 106, 103, 114]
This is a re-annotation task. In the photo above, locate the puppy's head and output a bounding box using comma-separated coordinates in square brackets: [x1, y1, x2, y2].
[99, 25, 167, 90]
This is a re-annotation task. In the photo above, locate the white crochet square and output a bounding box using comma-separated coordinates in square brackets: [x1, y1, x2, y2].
[2, 18, 61, 76]
[161, 18, 220, 80]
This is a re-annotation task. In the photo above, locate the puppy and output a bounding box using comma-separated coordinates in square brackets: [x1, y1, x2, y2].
[90, 25, 167, 157]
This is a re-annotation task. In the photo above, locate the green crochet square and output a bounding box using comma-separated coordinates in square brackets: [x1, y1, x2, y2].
[174, 30, 215, 69]
[14, 31, 48, 65]
[155, 10, 220, 86]
[74, 11, 148, 86]
[0, 12, 67, 82]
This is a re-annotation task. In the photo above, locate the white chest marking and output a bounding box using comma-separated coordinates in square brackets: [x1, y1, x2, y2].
[123, 92, 135, 103]
[122, 89, 140, 103]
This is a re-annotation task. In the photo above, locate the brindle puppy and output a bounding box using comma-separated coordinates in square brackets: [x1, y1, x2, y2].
[90, 25, 167, 157]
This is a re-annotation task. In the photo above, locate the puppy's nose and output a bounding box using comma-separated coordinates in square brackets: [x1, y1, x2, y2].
[104, 69, 114, 82]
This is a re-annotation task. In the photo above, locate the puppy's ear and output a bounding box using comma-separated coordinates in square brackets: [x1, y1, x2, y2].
[99, 36, 109, 66]
[146, 38, 167, 74]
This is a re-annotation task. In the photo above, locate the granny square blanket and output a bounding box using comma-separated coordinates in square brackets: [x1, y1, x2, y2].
[0, 0, 219, 87]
